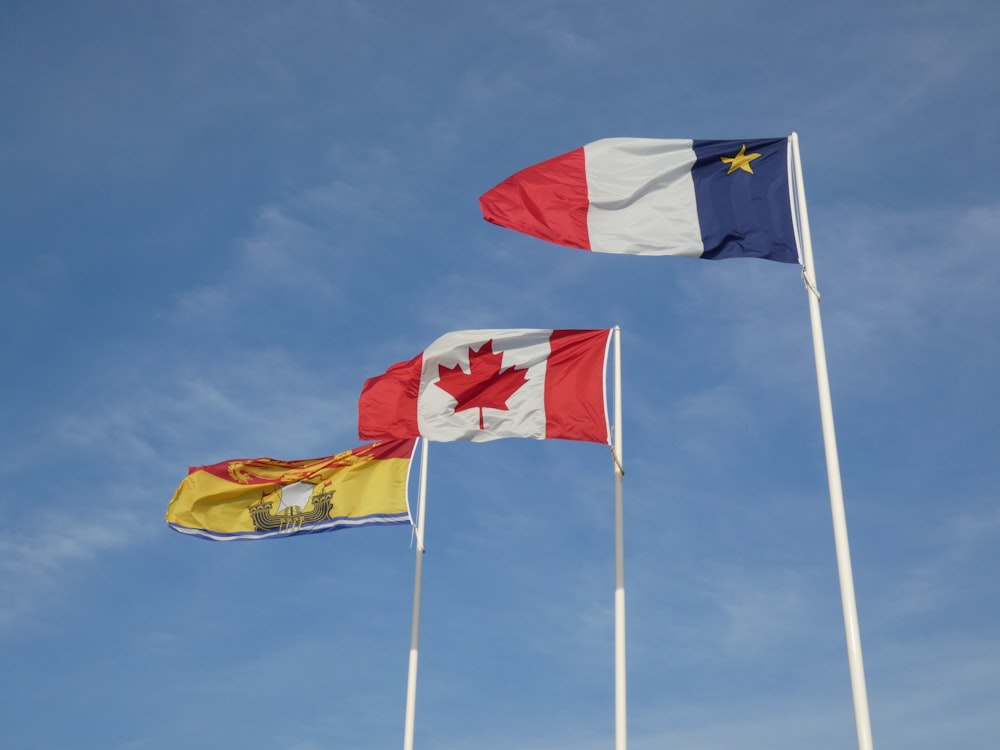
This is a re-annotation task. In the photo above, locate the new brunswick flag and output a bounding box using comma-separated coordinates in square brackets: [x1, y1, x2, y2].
[165, 439, 416, 541]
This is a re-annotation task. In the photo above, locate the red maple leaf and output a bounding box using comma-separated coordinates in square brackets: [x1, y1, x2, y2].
[434, 340, 529, 430]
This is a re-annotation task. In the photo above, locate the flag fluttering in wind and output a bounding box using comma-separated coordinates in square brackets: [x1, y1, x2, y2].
[165, 439, 416, 541]
[359, 328, 611, 444]
[480, 137, 800, 263]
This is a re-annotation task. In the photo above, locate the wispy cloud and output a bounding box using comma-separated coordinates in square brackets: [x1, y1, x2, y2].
[0, 505, 146, 633]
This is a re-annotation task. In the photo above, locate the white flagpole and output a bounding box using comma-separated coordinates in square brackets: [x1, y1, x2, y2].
[611, 326, 627, 750]
[403, 437, 430, 750]
[790, 132, 874, 750]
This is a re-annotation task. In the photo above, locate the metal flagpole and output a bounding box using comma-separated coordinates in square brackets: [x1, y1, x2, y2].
[789, 132, 874, 750]
[403, 437, 430, 750]
[611, 326, 627, 750]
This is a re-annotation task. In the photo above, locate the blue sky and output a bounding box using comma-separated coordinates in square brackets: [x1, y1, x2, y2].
[2, 1, 999, 748]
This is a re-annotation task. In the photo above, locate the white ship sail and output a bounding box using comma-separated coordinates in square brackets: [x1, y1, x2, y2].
[277, 481, 314, 513]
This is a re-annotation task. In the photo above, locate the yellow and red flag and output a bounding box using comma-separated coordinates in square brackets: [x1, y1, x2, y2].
[165, 439, 416, 541]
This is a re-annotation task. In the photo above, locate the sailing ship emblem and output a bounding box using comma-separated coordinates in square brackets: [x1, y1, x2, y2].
[247, 481, 336, 533]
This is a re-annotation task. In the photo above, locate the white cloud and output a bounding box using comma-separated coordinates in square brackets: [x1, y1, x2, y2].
[0, 507, 145, 633]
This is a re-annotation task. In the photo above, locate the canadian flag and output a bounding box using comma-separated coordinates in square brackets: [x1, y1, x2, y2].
[358, 329, 611, 444]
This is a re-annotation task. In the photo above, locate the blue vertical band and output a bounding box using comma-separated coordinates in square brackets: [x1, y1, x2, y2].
[691, 138, 799, 263]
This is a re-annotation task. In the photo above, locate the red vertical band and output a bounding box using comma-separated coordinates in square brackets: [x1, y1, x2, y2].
[543, 329, 611, 443]
[358, 353, 424, 439]
[479, 147, 592, 250]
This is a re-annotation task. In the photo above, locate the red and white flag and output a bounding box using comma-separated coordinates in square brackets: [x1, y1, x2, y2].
[358, 329, 611, 444]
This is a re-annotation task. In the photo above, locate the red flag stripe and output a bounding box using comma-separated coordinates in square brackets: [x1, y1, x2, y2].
[358, 352, 423, 440]
[479, 147, 591, 250]
[544, 329, 610, 442]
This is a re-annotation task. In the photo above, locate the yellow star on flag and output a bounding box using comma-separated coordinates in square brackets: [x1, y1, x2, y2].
[721, 144, 762, 174]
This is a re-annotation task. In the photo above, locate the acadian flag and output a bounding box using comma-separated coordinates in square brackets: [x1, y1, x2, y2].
[479, 137, 800, 263]
[165, 439, 416, 541]
[359, 329, 611, 444]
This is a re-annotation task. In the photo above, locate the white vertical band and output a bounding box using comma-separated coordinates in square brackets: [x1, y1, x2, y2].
[585, 138, 703, 256]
